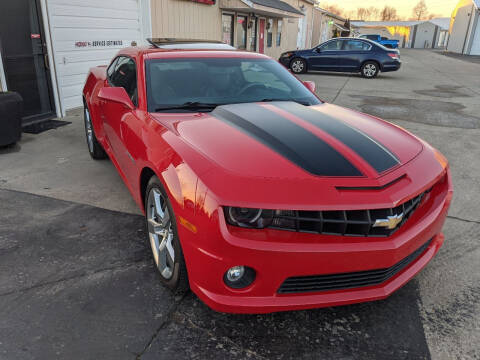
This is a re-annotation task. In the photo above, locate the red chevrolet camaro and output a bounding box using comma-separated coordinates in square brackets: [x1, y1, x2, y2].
[82, 39, 453, 314]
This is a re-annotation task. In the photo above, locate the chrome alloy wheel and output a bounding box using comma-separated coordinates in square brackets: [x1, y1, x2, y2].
[291, 60, 304, 73]
[363, 63, 377, 77]
[84, 107, 94, 153]
[146, 188, 175, 279]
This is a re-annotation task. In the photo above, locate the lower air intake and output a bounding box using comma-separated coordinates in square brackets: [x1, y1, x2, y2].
[278, 238, 432, 294]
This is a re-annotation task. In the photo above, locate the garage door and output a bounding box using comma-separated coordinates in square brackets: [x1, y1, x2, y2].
[470, 18, 480, 55]
[46, 0, 145, 111]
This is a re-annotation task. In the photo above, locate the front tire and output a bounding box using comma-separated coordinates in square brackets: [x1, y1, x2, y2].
[145, 176, 189, 295]
[84, 104, 107, 159]
[290, 58, 307, 74]
[361, 61, 379, 78]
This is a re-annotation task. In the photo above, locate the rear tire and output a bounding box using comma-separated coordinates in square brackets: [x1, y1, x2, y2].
[84, 104, 107, 159]
[290, 58, 307, 74]
[361, 61, 379, 79]
[145, 176, 189, 296]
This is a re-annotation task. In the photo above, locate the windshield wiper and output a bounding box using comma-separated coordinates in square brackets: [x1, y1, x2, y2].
[155, 102, 219, 112]
[260, 98, 311, 106]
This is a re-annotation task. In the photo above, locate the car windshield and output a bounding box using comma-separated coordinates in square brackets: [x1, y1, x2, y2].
[145, 57, 321, 112]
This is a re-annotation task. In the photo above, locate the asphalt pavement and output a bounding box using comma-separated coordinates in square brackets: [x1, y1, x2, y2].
[0, 49, 479, 359]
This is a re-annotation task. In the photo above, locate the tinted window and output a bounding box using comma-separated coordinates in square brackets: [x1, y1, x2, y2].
[343, 40, 372, 51]
[109, 56, 137, 106]
[365, 35, 377, 40]
[107, 57, 119, 78]
[320, 40, 342, 51]
[236, 16, 247, 49]
[145, 58, 320, 112]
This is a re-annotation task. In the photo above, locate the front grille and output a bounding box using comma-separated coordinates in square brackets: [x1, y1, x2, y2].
[278, 238, 432, 294]
[269, 192, 426, 237]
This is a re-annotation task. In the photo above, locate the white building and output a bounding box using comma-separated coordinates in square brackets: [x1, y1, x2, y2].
[0, 0, 151, 122]
[447, 0, 480, 55]
[351, 19, 449, 49]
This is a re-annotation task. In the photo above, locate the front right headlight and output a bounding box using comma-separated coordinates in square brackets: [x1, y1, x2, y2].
[224, 207, 274, 228]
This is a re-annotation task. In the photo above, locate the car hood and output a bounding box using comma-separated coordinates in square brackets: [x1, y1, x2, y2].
[293, 49, 312, 56]
[151, 102, 429, 208]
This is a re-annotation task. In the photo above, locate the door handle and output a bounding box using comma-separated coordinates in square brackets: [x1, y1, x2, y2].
[44, 53, 49, 70]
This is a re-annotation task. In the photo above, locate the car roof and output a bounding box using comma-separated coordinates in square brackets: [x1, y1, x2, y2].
[147, 38, 236, 50]
[319, 37, 384, 48]
[116, 39, 270, 60]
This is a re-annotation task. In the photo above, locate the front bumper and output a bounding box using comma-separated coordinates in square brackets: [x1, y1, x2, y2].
[183, 169, 452, 314]
[279, 56, 293, 67]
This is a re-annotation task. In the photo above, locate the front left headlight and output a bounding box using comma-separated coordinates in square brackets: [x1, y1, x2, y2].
[281, 52, 295, 58]
[224, 207, 274, 228]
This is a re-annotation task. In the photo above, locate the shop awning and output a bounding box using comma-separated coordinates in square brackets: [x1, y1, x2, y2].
[220, 0, 303, 18]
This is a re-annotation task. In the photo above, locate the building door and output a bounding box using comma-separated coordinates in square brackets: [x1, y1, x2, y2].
[0, 0, 55, 122]
[259, 19, 265, 54]
[222, 14, 234, 46]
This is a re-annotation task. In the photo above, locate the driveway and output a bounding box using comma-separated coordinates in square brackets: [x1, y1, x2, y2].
[0, 49, 479, 359]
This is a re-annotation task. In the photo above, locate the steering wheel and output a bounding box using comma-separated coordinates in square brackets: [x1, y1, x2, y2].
[238, 83, 267, 95]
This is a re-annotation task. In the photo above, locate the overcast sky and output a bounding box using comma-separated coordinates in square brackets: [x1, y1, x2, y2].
[327, 0, 458, 18]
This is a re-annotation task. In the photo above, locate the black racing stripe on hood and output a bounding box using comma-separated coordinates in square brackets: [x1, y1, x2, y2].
[273, 102, 400, 173]
[212, 103, 363, 177]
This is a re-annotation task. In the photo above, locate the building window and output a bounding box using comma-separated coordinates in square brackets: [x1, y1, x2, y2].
[250, 17, 258, 51]
[222, 14, 234, 45]
[267, 19, 273, 47]
[236, 15, 247, 49]
[276, 19, 282, 46]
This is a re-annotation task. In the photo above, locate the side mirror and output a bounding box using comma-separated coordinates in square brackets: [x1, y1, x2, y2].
[303, 81, 316, 93]
[315, 47, 322, 53]
[98, 87, 134, 110]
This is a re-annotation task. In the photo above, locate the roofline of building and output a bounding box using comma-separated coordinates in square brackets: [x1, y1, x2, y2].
[314, 7, 346, 22]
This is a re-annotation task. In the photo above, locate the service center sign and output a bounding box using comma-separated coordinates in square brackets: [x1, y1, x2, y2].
[75, 40, 123, 48]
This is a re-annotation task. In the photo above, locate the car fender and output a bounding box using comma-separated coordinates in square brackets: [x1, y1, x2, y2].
[83, 70, 108, 141]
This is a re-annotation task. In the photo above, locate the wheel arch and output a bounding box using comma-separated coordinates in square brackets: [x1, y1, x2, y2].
[140, 167, 157, 211]
[290, 57, 308, 72]
[139, 163, 196, 215]
[361, 59, 382, 72]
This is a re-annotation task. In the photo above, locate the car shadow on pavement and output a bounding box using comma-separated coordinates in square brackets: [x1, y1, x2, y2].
[0, 189, 430, 360]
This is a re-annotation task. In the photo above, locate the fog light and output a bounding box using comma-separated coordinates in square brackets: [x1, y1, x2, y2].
[224, 266, 256, 289]
[226, 266, 245, 282]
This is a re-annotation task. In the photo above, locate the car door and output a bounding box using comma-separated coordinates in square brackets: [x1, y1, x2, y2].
[338, 40, 373, 72]
[102, 56, 139, 184]
[308, 39, 343, 71]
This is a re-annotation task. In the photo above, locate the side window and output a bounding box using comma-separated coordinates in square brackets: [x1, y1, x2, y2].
[109, 56, 137, 107]
[320, 40, 342, 51]
[107, 57, 119, 78]
[343, 40, 372, 51]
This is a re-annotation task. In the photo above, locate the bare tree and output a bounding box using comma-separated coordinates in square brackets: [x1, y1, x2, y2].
[322, 3, 344, 17]
[356, 7, 368, 20]
[367, 6, 381, 21]
[412, 0, 428, 20]
[380, 6, 398, 21]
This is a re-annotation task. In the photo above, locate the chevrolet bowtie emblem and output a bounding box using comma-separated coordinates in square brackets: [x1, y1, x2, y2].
[373, 213, 404, 230]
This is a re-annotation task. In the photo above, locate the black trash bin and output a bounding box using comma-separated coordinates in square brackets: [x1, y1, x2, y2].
[0, 92, 23, 147]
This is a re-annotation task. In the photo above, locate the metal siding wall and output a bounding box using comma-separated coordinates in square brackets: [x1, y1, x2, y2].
[412, 22, 436, 48]
[469, 11, 480, 54]
[47, 0, 143, 111]
[448, 3, 474, 53]
[150, 0, 222, 40]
